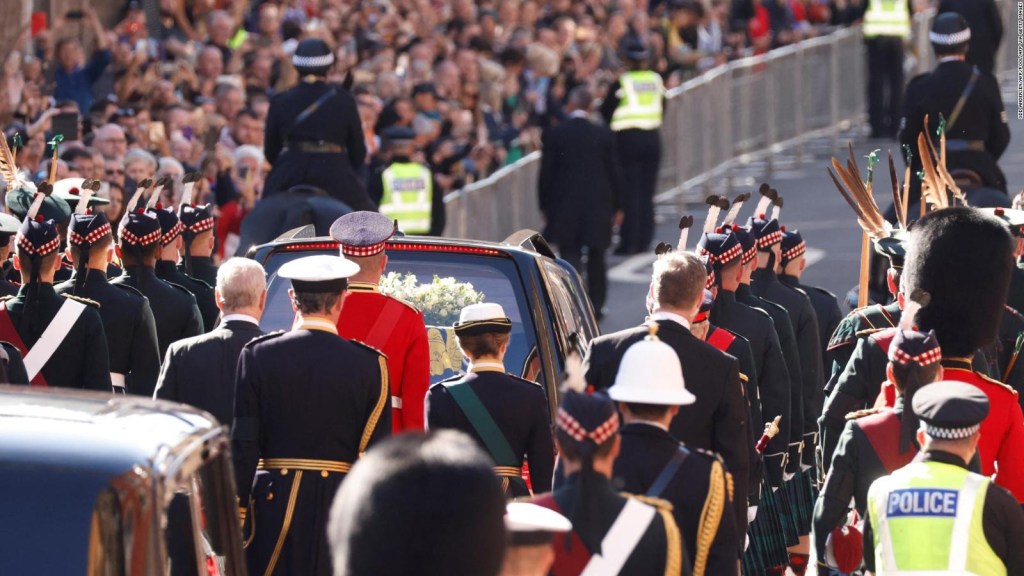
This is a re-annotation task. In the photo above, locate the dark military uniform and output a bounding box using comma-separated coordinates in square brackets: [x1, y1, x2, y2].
[179, 255, 217, 287]
[155, 260, 219, 332]
[752, 268, 823, 445]
[263, 79, 373, 208]
[56, 272, 160, 396]
[0, 341, 27, 384]
[781, 275, 842, 355]
[426, 367, 554, 497]
[0, 284, 110, 390]
[113, 266, 202, 358]
[233, 326, 390, 576]
[813, 399, 919, 565]
[712, 289, 791, 486]
[824, 302, 900, 389]
[0, 262, 19, 297]
[535, 475, 685, 576]
[899, 60, 1010, 195]
[613, 422, 739, 576]
[585, 318, 751, 540]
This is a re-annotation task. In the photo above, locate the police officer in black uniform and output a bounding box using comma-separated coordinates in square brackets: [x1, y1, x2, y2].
[233, 254, 390, 576]
[150, 201, 217, 332]
[263, 38, 374, 210]
[178, 202, 218, 287]
[0, 188, 110, 390]
[112, 195, 203, 358]
[0, 212, 22, 296]
[779, 228, 842, 356]
[609, 331, 739, 576]
[937, 0, 1003, 74]
[55, 188, 160, 396]
[812, 329, 941, 572]
[899, 13, 1010, 196]
[426, 303, 554, 498]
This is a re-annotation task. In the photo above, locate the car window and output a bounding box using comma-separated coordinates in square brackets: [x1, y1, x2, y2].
[539, 259, 598, 358]
[261, 249, 540, 386]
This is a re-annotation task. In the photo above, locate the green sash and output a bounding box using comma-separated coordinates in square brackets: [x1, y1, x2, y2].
[444, 381, 519, 468]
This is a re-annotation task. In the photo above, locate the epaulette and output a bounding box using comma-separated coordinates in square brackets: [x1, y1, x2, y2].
[110, 282, 145, 299]
[183, 273, 213, 290]
[845, 407, 885, 420]
[739, 372, 749, 383]
[350, 338, 389, 360]
[244, 330, 286, 348]
[432, 373, 465, 389]
[625, 493, 675, 513]
[811, 286, 838, 299]
[61, 294, 100, 308]
[390, 295, 421, 314]
[1005, 305, 1024, 322]
[165, 281, 196, 299]
[694, 447, 725, 464]
[977, 372, 1020, 396]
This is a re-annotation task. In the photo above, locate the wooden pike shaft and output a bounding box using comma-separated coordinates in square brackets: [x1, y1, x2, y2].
[859, 232, 870, 308]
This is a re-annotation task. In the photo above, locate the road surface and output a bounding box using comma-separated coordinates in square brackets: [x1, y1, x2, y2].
[600, 81, 1024, 334]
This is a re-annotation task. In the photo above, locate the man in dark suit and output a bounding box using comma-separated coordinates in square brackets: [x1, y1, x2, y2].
[609, 328, 740, 576]
[538, 86, 625, 314]
[155, 257, 266, 425]
[584, 250, 750, 547]
[938, 0, 1003, 74]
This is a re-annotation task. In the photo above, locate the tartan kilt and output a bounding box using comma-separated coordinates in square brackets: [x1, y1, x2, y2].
[784, 468, 815, 535]
[742, 480, 790, 575]
[775, 478, 802, 545]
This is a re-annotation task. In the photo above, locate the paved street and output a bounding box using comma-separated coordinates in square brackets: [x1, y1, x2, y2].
[601, 83, 1024, 333]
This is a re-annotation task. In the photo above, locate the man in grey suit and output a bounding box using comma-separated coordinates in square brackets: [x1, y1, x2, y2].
[155, 257, 266, 425]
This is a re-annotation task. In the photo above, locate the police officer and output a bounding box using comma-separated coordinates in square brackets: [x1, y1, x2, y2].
[532, 391, 686, 575]
[864, 381, 1024, 573]
[367, 127, 445, 236]
[426, 303, 554, 498]
[585, 250, 750, 543]
[331, 211, 430, 432]
[779, 228, 842, 356]
[899, 13, 1010, 195]
[862, 0, 910, 138]
[112, 195, 203, 357]
[0, 188, 110, 390]
[600, 34, 664, 255]
[0, 212, 22, 296]
[812, 329, 942, 573]
[937, 0, 1003, 74]
[148, 192, 218, 332]
[233, 254, 390, 576]
[263, 38, 375, 210]
[609, 329, 740, 576]
[55, 187, 160, 396]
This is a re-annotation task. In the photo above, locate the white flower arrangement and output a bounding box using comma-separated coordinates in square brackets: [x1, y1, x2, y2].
[379, 272, 486, 326]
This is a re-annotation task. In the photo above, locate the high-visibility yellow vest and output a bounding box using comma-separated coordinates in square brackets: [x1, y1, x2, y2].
[867, 460, 1005, 575]
[862, 0, 910, 39]
[610, 70, 664, 132]
[380, 162, 432, 235]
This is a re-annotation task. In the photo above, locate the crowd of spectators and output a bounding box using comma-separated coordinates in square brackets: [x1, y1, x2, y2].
[0, 0, 862, 260]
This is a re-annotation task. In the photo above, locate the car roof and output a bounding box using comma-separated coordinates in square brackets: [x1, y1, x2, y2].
[0, 386, 220, 477]
[256, 226, 559, 260]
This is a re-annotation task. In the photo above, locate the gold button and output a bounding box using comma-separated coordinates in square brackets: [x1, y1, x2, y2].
[280, 468, 288, 476]
[267, 493, 274, 501]
[321, 470, 329, 478]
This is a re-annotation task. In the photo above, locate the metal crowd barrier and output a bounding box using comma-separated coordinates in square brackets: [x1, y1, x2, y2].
[448, 11, 1019, 241]
[445, 27, 866, 241]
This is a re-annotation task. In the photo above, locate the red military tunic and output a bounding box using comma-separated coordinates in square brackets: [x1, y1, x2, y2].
[941, 358, 1024, 503]
[337, 281, 430, 432]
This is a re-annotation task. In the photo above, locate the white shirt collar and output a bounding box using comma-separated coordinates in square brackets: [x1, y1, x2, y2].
[469, 361, 505, 373]
[221, 313, 260, 326]
[630, 419, 670, 432]
[649, 311, 691, 330]
[569, 110, 590, 119]
[938, 56, 965, 63]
